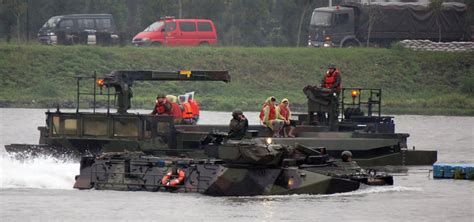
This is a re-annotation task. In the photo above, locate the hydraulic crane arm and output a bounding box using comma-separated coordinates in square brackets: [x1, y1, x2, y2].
[101, 70, 230, 114]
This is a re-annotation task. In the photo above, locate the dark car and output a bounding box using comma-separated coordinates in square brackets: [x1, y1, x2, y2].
[37, 14, 119, 45]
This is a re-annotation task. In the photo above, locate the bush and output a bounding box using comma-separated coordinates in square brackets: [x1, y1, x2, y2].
[0, 43, 473, 115]
[460, 75, 474, 95]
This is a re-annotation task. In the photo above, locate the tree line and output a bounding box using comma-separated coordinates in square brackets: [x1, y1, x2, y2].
[0, 0, 341, 46]
[0, 0, 472, 46]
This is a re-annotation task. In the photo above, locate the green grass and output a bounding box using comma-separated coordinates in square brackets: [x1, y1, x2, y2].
[0, 43, 473, 115]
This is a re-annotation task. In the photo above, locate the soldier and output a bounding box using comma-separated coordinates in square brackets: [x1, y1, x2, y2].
[320, 64, 342, 93]
[318, 64, 342, 124]
[277, 98, 296, 137]
[260, 97, 284, 137]
[228, 109, 248, 140]
[341, 150, 353, 162]
[179, 95, 195, 125]
[187, 93, 200, 123]
[340, 150, 360, 169]
[166, 95, 183, 124]
[152, 94, 172, 115]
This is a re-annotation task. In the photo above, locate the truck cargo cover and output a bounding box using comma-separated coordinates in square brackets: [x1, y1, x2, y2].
[353, 2, 468, 40]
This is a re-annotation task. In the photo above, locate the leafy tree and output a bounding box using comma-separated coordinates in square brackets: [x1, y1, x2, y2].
[0, 0, 333, 46]
[1, 0, 27, 42]
[0, 0, 15, 42]
[296, 0, 310, 47]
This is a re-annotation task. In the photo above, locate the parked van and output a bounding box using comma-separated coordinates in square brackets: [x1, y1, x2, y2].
[132, 18, 217, 46]
[37, 14, 118, 45]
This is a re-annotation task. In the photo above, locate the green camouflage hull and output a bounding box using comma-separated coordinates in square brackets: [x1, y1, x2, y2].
[74, 154, 392, 196]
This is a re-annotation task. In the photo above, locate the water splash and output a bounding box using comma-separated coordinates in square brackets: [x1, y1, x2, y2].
[0, 153, 78, 190]
[332, 185, 422, 196]
[227, 185, 422, 202]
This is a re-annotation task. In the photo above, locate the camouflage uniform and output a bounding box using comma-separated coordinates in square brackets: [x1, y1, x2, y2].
[228, 110, 248, 140]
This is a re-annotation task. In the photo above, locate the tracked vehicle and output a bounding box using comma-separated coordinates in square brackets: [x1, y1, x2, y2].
[73, 136, 393, 195]
[5, 69, 437, 166]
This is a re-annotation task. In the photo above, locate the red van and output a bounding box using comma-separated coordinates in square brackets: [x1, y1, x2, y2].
[132, 18, 217, 46]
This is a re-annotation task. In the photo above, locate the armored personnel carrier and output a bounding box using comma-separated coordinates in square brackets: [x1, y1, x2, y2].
[5, 69, 437, 166]
[74, 136, 393, 196]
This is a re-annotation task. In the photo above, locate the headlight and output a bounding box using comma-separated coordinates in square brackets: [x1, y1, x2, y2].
[47, 32, 55, 36]
[265, 137, 272, 145]
[351, 90, 359, 98]
[323, 43, 331, 47]
[142, 38, 150, 41]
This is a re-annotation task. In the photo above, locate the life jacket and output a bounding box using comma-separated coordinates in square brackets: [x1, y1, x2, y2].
[181, 102, 194, 119]
[323, 70, 341, 92]
[188, 99, 200, 118]
[259, 104, 268, 122]
[278, 104, 290, 120]
[155, 101, 172, 115]
[161, 169, 186, 187]
[262, 105, 276, 123]
[170, 102, 182, 120]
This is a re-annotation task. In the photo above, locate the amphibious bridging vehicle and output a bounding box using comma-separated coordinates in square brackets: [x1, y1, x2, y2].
[73, 137, 393, 196]
[5, 69, 437, 166]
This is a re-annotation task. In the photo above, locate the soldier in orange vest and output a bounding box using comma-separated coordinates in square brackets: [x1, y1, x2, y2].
[151, 94, 172, 115]
[260, 96, 284, 137]
[187, 93, 200, 123]
[319, 64, 342, 123]
[179, 95, 195, 125]
[166, 95, 183, 124]
[320, 64, 342, 93]
[277, 98, 296, 137]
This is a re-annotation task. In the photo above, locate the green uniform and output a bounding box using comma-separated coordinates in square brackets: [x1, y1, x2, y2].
[228, 116, 248, 140]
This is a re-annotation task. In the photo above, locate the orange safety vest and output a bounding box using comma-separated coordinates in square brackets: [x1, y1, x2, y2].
[188, 99, 200, 117]
[267, 105, 276, 121]
[181, 102, 193, 119]
[323, 70, 341, 92]
[170, 102, 182, 120]
[155, 101, 172, 115]
[259, 104, 267, 122]
[278, 104, 289, 120]
[259, 104, 277, 122]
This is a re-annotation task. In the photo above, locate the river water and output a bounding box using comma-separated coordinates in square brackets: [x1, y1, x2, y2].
[0, 108, 473, 222]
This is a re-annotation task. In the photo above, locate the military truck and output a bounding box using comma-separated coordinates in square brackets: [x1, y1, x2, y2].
[5, 69, 437, 166]
[73, 138, 393, 195]
[308, 2, 470, 48]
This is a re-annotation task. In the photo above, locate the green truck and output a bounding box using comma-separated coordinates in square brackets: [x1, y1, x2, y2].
[308, 2, 470, 47]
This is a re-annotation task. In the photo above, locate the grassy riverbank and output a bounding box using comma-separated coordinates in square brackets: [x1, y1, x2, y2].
[0, 44, 473, 115]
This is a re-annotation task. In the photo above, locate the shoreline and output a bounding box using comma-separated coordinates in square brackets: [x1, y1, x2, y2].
[1, 101, 472, 116]
[1, 44, 472, 116]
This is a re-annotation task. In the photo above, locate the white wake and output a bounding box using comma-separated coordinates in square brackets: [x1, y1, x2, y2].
[0, 153, 79, 190]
